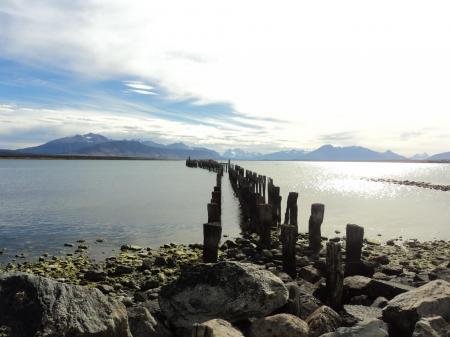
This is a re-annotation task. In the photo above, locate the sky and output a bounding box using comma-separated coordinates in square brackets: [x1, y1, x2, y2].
[0, 1, 449, 156]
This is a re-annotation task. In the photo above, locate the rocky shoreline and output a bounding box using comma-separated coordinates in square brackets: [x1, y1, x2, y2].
[1, 233, 449, 337]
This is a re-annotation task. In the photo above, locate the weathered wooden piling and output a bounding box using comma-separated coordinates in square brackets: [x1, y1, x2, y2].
[309, 203, 325, 254]
[207, 203, 220, 223]
[257, 204, 272, 248]
[203, 222, 222, 263]
[281, 224, 297, 278]
[211, 191, 221, 211]
[326, 241, 343, 310]
[284, 192, 298, 229]
[346, 224, 364, 262]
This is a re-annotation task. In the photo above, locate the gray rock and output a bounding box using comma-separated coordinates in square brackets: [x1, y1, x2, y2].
[159, 262, 288, 332]
[320, 318, 388, 337]
[127, 305, 172, 337]
[429, 267, 450, 282]
[0, 272, 131, 337]
[343, 275, 413, 300]
[299, 292, 323, 320]
[248, 314, 309, 337]
[382, 280, 450, 335]
[306, 306, 341, 337]
[343, 305, 382, 322]
[192, 319, 244, 337]
[412, 316, 450, 337]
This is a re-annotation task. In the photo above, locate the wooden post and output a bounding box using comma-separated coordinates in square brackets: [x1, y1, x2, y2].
[281, 225, 297, 278]
[284, 192, 298, 228]
[346, 224, 364, 262]
[211, 191, 221, 211]
[309, 203, 325, 254]
[258, 204, 272, 248]
[207, 203, 220, 223]
[203, 222, 222, 263]
[326, 241, 343, 310]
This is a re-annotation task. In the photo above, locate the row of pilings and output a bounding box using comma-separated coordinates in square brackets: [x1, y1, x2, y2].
[227, 161, 368, 311]
[185, 158, 225, 263]
[186, 158, 368, 311]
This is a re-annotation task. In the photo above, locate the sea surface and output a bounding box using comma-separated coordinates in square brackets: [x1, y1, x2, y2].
[0, 159, 449, 263]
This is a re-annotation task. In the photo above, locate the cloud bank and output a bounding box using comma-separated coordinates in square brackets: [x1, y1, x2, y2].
[0, 0, 449, 154]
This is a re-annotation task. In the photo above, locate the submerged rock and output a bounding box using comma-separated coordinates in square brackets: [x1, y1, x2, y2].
[159, 261, 288, 332]
[0, 272, 131, 337]
[382, 279, 450, 335]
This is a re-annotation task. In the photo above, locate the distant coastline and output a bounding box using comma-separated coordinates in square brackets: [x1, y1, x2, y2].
[0, 153, 449, 163]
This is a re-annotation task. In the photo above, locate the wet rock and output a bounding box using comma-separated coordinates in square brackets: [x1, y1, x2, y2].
[382, 280, 450, 336]
[298, 291, 323, 320]
[142, 278, 160, 290]
[0, 272, 131, 337]
[248, 314, 309, 337]
[84, 269, 107, 282]
[121, 244, 143, 252]
[305, 305, 341, 337]
[159, 262, 288, 332]
[192, 319, 244, 337]
[343, 305, 382, 322]
[320, 318, 388, 337]
[127, 305, 173, 337]
[412, 316, 450, 337]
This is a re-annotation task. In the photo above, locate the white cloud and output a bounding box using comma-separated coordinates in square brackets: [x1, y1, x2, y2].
[0, 0, 449, 154]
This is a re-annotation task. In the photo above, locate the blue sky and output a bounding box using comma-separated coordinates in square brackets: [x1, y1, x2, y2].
[1, 1, 449, 155]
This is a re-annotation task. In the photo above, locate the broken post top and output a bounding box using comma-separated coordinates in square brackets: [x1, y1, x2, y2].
[310, 203, 325, 223]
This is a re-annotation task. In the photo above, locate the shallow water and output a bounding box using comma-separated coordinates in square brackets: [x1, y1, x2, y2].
[0, 160, 449, 263]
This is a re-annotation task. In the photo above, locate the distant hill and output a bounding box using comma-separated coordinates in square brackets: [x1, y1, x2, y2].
[5, 132, 446, 162]
[428, 151, 450, 160]
[13, 134, 221, 159]
[302, 145, 405, 161]
[17, 133, 110, 154]
[222, 145, 405, 161]
[260, 149, 307, 160]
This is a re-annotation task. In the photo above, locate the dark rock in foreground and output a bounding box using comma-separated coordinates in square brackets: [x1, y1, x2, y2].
[0, 272, 131, 337]
[159, 261, 288, 332]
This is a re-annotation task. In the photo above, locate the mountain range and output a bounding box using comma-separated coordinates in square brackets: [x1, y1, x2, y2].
[1, 133, 449, 161]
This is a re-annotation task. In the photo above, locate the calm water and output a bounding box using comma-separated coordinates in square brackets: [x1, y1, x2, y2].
[0, 160, 449, 263]
[236, 161, 450, 241]
[0, 160, 241, 263]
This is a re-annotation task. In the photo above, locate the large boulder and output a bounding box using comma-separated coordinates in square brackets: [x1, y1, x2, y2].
[305, 306, 341, 337]
[320, 318, 388, 337]
[159, 262, 288, 332]
[0, 273, 131, 337]
[192, 319, 244, 337]
[248, 314, 309, 337]
[382, 280, 450, 336]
